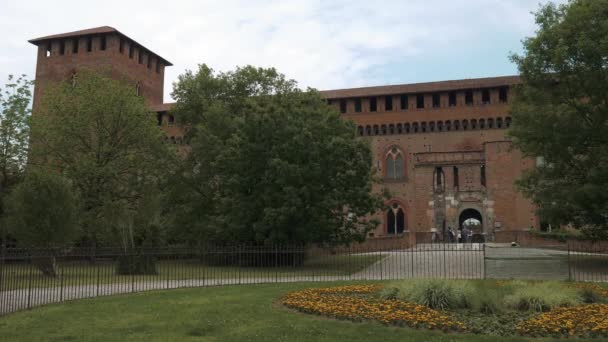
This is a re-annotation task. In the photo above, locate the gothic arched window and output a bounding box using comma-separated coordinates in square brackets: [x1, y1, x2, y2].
[387, 202, 406, 234]
[385, 147, 405, 180]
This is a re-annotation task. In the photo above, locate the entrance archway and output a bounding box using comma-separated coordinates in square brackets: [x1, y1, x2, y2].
[458, 208, 483, 242]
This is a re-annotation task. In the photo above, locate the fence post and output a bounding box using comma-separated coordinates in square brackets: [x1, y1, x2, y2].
[567, 241, 572, 282]
[410, 244, 414, 278]
[131, 251, 135, 293]
[442, 243, 446, 279]
[59, 251, 64, 302]
[482, 243, 486, 280]
[275, 245, 279, 284]
[27, 253, 33, 309]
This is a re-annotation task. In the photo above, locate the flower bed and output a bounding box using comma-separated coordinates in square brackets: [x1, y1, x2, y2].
[570, 282, 608, 297]
[281, 285, 465, 332]
[517, 304, 608, 337]
[281, 282, 608, 338]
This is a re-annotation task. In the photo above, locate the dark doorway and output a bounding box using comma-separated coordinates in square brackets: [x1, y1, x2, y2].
[459, 209, 483, 242]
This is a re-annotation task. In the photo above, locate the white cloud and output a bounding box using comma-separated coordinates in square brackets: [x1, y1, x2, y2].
[0, 0, 566, 101]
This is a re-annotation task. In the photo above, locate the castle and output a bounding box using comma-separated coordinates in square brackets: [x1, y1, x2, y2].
[29, 27, 538, 241]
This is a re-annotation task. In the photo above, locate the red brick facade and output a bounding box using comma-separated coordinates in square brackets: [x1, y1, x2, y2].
[29, 27, 538, 241]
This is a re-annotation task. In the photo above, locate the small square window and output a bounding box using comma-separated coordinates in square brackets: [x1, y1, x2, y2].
[465, 90, 474, 105]
[416, 94, 424, 109]
[339, 99, 347, 113]
[449, 92, 457, 106]
[432, 93, 440, 108]
[400, 94, 408, 110]
[499, 87, 508, 103]
[385, 96, 393, 111]
[370, 97, 377, 112]
[354, 98, 362, 113]
[482, 89, 490, 104]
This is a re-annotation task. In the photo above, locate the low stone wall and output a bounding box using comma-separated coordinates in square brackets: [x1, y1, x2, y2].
[494, 230, 608, 253]
[309, 233, 414, 255]
[494, 231, 566, 247]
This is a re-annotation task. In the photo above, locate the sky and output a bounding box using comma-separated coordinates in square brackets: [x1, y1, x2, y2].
[0, 0, 566, 102]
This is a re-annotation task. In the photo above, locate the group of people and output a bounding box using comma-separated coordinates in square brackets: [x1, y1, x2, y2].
[431, 226, 474, 243]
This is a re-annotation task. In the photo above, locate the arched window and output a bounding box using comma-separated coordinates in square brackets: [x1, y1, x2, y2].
[413, 122, 419, 133]
[471, 119, 477, 129]
[437, 121, 443, 132]
[488, 118, 494, 128]
[421, 122, 427, 133]
[381, 124, 387, 135]
[387, 202, 406, 234]
[429, 121, 435, 132]
[373, 125, 379, 135]
[396, 123, 403, 134]
[388, 124, 395, 135]
[358, 126, 364, 136]
[385, 147, 405, 180]
[496, 117, 503, 128]
[462, 119, 468, 130]
[454, 120, 460, 130]
[366, 125, 372, 136]
[433, 167, 445, 193]
[479, 118, 485, 129]
[505, 117, 512, 128]
[445, 120, 451, 131]
[404, 123, 410, 133]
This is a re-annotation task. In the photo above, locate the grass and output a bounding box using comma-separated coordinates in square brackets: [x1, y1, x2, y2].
[0, 281, 583, 342]
[0, 254, 384, 290]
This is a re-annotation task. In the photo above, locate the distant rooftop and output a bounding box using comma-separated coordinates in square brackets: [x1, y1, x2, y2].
[320, 75, 520, 99]
[29, 26, 172, 66]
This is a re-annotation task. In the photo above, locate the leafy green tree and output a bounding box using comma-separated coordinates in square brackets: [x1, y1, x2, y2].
[6, 171, 78, 276]
[0, 75, 32, 245]
[170, 65, 384, 246]
[30, 69, 176, 248]
[509, 0, 608, 238]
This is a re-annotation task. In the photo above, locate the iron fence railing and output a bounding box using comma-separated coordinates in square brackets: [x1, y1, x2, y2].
[0, 241, 606, 315]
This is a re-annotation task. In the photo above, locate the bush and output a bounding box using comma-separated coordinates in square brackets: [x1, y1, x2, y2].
[472, 291, 503, 314]
[383, 280, 475, 310]
[504, 281, 581, 312]
[378, 286, 399, 300]
[579, 287, 604, 304]
[115, 255, 158, 275]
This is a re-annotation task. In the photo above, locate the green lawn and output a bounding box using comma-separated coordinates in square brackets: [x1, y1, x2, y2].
[1, 254, 384, 290]
[0, 281, 589, 341]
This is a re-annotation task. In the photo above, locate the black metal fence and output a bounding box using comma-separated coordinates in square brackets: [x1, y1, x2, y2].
[0, 241, 606, 315]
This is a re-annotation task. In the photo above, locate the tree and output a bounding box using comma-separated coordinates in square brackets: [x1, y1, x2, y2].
[170, 65, 384, 247]
[30, 69, 176, 248]
[0, 75, 32, 246]
[509, 0, 608, 238]
[6, 171, 78, 276]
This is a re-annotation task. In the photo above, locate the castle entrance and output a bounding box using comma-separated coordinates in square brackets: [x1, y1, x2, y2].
[458, 208, 483, 242]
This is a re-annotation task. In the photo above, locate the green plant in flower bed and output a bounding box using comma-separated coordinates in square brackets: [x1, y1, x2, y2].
[380, 279, 475, 310]
[503, 281, 582, 312]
